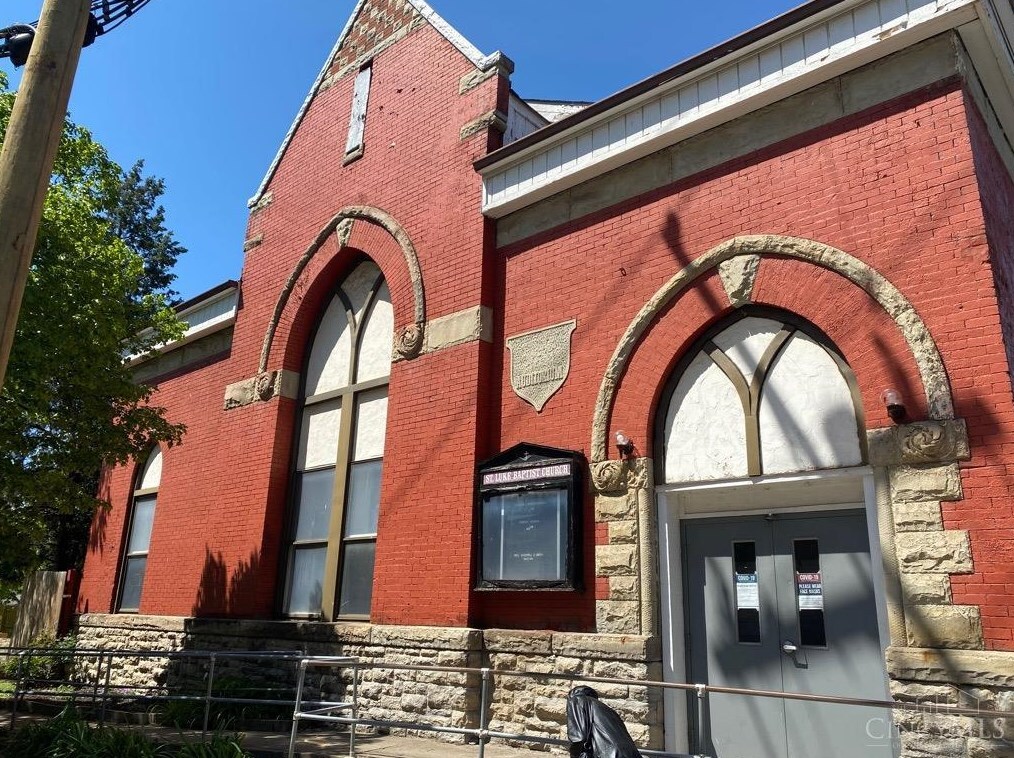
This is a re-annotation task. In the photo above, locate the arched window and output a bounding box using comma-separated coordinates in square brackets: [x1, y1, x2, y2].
[117, 447, 162, 612]
[658, 311, 864, 484]
[284, 259, 393, 619]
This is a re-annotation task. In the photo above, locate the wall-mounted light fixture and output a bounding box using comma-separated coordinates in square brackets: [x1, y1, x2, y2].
[615, 430, 634, 457]
[881, 389, 906, 424]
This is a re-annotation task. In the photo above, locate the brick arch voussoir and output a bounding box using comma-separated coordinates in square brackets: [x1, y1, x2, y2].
[590, 234, 954, 462]
[258, 205, 426, 375]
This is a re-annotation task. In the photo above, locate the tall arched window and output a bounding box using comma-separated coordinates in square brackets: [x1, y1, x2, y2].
[658, 310, 864, 484]
[118, 447, 162, 612]
[284, 259, 393, 619]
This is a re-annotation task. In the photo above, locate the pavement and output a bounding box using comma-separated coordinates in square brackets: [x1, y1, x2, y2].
[1, 708, 560, 757]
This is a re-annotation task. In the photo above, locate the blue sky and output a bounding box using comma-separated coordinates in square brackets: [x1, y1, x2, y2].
[3, 0, 801, 301]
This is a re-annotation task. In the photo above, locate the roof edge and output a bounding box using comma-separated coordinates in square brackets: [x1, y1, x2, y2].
[248, 0, 509, 209]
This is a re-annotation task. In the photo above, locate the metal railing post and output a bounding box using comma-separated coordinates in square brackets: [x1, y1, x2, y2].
[695, 683, 708, 756]
[99, 652, 112, 725]
[9, 650, 25, 729]
[203, 652, 217, 738]
[349, 660, 359, 757]
[477, 667, 491, 758]
[287, 658, 309, 758]
[91, 652, 102, 712]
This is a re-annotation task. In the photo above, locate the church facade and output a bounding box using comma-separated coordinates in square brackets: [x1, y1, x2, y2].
[76, 0, 1014, 755]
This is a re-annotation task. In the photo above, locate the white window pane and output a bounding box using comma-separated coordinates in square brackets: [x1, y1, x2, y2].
[353, 388, 388, 462]
[355, 281, 393, 383]
[342, 261, 382, 324]
[127, 496, 156, 553]
[305, 296, 352, 396]
[286, 547, 326, 615]
[119, 556, 147, 611]
[345, 65, 372, 155]
[138, 448, 162, 490]
[760, 333, 861, 474]
[664, 352, 748, 483]
[298, 400, 341, 470]
[295, 469, 335, 541]
[711, 317, 783, 385]
[338, 541, 375, 616]
[345, 460, 382, 537]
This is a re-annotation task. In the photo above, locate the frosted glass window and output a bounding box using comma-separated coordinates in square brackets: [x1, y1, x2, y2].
[345, 64, 372, 156]
[126, 497, 156, 553]
[298, 401, 341, 470]
[138, 448, 162, 490]
[119, 557, 146, 612]
[286, 547, 326, 615]
[305, 296, 352, 396]
[353, 389, 388, 461]
[660, 313, 861, 483]
[118, 449, 161, 612]
[345, 461, 382, 538]
[665, 352, 748, 483]
[284, 260, 390, 620]
[760, 333, 861, 474]
[294, 469, 335, 541]
[712, 317, 782, 385]
[338, 542, 376, 616]
[356, 282, 393, 383]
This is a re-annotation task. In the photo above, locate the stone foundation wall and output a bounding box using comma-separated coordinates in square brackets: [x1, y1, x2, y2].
[75, 614, 661, 750]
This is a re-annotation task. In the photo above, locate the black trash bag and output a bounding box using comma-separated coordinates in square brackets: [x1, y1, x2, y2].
[566, 685, 643, 758]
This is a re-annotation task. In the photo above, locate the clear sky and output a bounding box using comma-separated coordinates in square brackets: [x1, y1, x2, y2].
[3, 0, 801, 301]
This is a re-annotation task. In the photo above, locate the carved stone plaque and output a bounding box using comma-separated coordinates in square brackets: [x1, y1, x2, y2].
[506, 320, 576, 412]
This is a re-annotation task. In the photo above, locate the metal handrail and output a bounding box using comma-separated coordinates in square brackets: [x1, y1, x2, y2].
[3, 646, 1011, 757]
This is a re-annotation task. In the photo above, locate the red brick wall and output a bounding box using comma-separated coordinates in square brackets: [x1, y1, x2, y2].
[79, 18, 504, 624]
[947, 97, 1014, 649]
[494, 80, 1014, 648]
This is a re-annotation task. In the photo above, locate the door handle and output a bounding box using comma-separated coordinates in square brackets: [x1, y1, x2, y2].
[781, 641, 798, 654]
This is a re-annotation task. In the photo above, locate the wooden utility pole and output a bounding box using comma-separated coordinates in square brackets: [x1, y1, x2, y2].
[0, 0, 91, 388]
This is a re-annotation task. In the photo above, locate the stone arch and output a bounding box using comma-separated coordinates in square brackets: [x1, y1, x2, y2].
[589, 234, 955, 463]
[258, 205, 426, 374]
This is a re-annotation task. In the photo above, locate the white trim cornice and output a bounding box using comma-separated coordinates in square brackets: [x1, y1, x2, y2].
[480, 0, 982, 218]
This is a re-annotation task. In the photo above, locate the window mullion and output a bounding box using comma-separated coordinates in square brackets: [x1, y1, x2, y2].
[320, 386, 355, 620]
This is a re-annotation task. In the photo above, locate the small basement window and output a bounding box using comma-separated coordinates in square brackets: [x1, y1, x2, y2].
[476, 443, 583, 590]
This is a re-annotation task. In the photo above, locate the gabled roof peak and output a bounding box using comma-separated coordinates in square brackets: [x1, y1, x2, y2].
[248, 0, 509, 209]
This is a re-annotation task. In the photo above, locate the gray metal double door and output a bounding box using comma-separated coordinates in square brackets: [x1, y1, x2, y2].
[683, 510, 893, 758]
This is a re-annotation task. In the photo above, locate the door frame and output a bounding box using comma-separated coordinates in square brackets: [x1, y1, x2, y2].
[655, 465, 892, 754]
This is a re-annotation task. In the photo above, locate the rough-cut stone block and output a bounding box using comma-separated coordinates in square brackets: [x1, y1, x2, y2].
[596, 601, 639, 635]
[902, 573, 953, 605]
[868, 419, 970, 467]
[596, 544, 637, 576]
[552, 632, 658, 661]
[610, 576, 638, 601]
[906, 605, 982, 650]
[596, 493, 635, 521]
[887, 648, 1014, 689]
[371, 625, 481, 651]
[890, 464, 962, 504]
[894, 501, 945, 532]
[608, 520, 637, 544]
[967, 738, 1014, 758]
[896, 531, 973, 573]
[483, 629, 553, 654]
[890, 680, 957, 703]
[900, 733, 967, 756]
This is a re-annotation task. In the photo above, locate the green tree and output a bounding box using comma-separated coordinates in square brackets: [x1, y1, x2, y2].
[0, 72, 186, 599]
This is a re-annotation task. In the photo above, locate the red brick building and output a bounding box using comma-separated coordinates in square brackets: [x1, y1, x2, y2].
[77, 0, 1014, 755]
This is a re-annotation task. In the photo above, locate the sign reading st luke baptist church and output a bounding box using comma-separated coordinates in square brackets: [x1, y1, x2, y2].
[506, 320, 576, 412]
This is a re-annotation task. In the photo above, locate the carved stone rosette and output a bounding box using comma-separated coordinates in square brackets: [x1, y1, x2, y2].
[590, 460, 627, 494]
[394, 323, 424, 360]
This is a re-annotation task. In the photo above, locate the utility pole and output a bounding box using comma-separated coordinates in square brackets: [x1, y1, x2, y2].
[0, 0, 91, 388]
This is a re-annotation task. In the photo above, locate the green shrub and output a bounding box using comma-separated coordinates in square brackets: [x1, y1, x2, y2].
[0, 633, 77, 681]
[3, 709, 252, 757]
